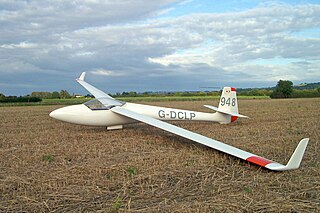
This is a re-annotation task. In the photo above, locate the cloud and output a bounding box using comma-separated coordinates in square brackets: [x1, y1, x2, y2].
[0, 42, 38, 49]
[0, 1, 319, 95]
[90, 69, 124, 76]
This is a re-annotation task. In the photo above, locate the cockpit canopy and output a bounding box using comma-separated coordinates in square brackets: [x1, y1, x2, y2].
[84, 99, 108, 110]
[84, 98, 125, 110]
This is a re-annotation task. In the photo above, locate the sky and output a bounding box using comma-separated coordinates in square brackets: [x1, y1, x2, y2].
[1, 0, 320, 96]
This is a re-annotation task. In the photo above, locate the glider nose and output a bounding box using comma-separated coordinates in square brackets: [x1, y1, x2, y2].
[49, 107, 71, 121]
[49, 108, 63, 119]
[49, 104, 90, 124]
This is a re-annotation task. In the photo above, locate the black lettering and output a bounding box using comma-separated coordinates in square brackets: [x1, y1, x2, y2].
[190, 113, 196, 120]
[158, 110, 165, 118]
[232, 98, 236, 107]
[178, 112, 184, 119]
[170, 111, 176, 119]
[221, 97, 225, 106]
[226, 98, 230, 106]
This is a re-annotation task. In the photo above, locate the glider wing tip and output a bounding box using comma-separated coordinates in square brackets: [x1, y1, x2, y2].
[77, 72, 86, 81]
[286, 137, 309, 170]
[266, 138, 310, 171]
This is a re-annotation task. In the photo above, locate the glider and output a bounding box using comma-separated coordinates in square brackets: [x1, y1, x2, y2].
[50, 72, 309, 171]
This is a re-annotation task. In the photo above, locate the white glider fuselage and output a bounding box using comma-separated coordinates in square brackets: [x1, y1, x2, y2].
[50, 102, 231, 127]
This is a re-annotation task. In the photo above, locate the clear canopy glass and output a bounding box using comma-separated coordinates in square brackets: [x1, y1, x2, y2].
[83, 98, 125, 110]
[84, 99, 108, 110]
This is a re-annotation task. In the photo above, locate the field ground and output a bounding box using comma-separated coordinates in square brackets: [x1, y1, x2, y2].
[0, 98, 319, 212]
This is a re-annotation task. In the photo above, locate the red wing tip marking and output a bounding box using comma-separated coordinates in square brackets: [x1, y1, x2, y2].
[231, 116, 238, 122]
[246, 156, 273, 167]
[231, 87, 236, 91]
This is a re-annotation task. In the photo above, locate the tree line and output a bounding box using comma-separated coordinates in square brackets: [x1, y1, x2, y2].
[1, 81, 320, 103]
[113, 91, 221, 98]
[0, 90, 73, 103]
[270, 80, 320, 99]
[0, 93, 41, 103]
[30, 90, 72, 99]
[114, 81, 320, 99]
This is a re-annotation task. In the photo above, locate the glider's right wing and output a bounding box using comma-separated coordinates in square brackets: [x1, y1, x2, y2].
[111, 106, 309, 171]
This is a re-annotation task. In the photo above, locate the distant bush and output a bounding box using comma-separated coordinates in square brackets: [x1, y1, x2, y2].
[31, 91, 52, 99]
[31, 91, 68, 99]
[207, 91, 220, 96]
[114, 90, 221, 98]
[238, 89, 272, 96]
[59, 90, 71, 99]
[291, 89, 320, 98]
[51, 91, 60, 99]
[0, 96, 42, 103]
[0, 93, 5, 101]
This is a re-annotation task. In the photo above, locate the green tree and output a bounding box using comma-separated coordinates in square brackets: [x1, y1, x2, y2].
[128, 91, 137, 97]
[31, 91, 52, 99]
[270, 80, 293, 99]
[121, 92, 129, 96]
[0, 93, 5, 101]
[60, 90, 71, 99]
[51, 91, 60, 99]
[207, 91, 219, 96]
[317, 87, 320, 94]
[196, 91, 206, 96]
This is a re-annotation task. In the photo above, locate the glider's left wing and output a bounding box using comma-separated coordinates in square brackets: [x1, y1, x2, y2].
[76, 72, 123, 107]
[111, 106, 309, 171]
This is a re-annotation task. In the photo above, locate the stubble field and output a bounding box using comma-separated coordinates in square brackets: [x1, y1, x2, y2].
[0, 98, 319, 212]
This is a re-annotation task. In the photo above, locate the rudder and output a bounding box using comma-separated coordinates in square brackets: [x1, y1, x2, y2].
[218, 87, 238, 122]
[204, 87, 247, 123]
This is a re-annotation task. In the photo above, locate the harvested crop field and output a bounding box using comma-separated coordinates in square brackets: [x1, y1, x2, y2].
[0, 98, 319, 212]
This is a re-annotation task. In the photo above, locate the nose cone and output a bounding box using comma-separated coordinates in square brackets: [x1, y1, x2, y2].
[49, 104, 90, 124]
[49, 109, 61, 119]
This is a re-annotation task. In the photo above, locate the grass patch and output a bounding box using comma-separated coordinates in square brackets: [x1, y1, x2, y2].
[42, 154, 54, 163]
[111, 197, 123, 212]
[244, 187, 253, 194]
[127, 166, 137, 176]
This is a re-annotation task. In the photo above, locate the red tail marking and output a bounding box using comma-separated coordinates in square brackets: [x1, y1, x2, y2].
[246, 156, 273, 167]
[231, 87, 236, 91]
[231, 116, 238, 122]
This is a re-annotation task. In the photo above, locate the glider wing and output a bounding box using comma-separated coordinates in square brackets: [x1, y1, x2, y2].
[76, 72, 123, 106]
[111, 106, 309, 171]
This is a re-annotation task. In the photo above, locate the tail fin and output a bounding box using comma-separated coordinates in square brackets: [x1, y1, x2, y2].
[204, 87, 247, 123]
[218, 87, 238, 115]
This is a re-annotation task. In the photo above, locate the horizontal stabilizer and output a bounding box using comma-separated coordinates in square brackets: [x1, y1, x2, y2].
[204, 105, 248, 118]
